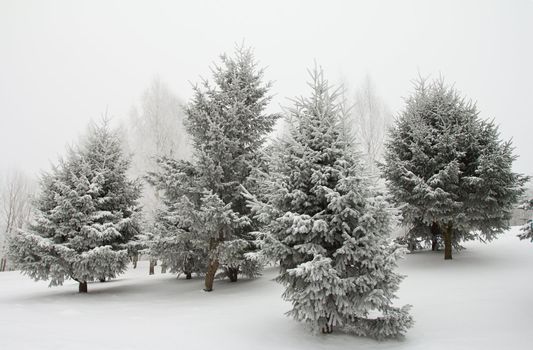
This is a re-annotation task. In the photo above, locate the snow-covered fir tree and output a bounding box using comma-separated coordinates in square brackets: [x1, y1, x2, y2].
[382, 77, 527, 259]
[246, 68, 413, 338]
[8, 120, 142, 293]
[147, 158, 208, 278]
[149, 45, 278, 291]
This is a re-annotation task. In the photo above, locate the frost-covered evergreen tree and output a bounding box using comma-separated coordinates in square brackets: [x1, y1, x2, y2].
[246, 68, 412, 338]
[8, 120, 142, 293]
[148, 158, 208, 279]
[382, 77, 527, 259]
[149, 45, 278, 290]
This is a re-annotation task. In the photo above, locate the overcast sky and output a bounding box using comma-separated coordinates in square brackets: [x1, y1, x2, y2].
[1, 0, 532, 177]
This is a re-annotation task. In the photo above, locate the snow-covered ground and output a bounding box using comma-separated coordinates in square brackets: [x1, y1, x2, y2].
[1, 226, 532, 350]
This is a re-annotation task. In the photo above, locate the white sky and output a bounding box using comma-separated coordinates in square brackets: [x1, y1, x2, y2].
[1, 0, 532, 177]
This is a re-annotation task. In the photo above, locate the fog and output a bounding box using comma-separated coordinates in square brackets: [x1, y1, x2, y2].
[1, 0, 532, 176]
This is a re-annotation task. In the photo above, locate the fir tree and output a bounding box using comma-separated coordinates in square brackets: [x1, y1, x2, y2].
[149, 45, 278, 291]
[147, 158, 208, 279]
[8, 120, 142, 293]
[246, 68, 412, 338]
[382, 77, 527, 259]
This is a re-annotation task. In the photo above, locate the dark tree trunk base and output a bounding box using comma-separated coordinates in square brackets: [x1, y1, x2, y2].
[444, 223, 453, 260]
[227, 267, 239, 282]
[204, 259, 219, 292]
[133, 255, 138, 269]
[99, 278, 106, 283]
[149, 260, 155, 275]
[185, 272, 192, 280]
[321, 324, 333, 334]
[431, 222, 440, 251]
[79, 281, 88, 293]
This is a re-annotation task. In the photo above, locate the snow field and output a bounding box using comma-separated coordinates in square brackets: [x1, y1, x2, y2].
[0, 227, 532, 350]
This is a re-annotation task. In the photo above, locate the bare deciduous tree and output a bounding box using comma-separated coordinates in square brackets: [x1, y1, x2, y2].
[0, 169, 34, 271]
[124, 77, 191, 223]
[123, 77, 191, 272]
[351, 76, 392, 177]
[129, 77, 191, 165]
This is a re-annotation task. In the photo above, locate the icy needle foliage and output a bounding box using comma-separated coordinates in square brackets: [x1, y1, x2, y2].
[246, 68, 412, 338]
[382, 78, 527, 253]
[147, 159, 208, 277]
[148, 45, 278, 285]
[8, 121, 142, 291]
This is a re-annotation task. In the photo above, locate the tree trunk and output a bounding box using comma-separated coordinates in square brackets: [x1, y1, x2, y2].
[79, 281, 88, 293]
[227, 267, 239, 282]
[444, 222, 453, 260]
[99, 277, 106, 282]
[431, 222, 440, 251]
[0, 257, 6, 272]
[431, 238, 437, 251]
[204, 232, 224, 291]
[321, 322, 332, 334]
[204, 259, 219, 292]
[185, 272, 192, 280]
[133, 254, 138, 269]
[149, 259, 155, 275]
[161, 264, 167, 274]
